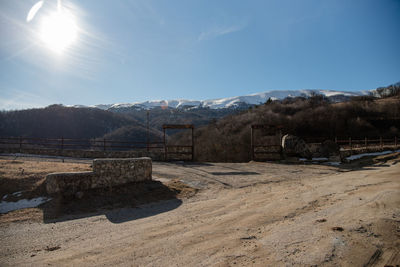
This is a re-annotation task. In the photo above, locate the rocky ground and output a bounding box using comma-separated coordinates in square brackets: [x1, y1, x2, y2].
[0, 154, 399, 266]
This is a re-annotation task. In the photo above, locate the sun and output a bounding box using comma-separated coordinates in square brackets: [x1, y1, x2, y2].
[39, 10, 77, 53]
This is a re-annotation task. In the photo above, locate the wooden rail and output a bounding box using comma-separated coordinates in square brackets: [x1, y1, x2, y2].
[162, 124, 194, 161]
[0, 124, 195, 161]
[333, 136, 399, 150]
[0, 137, 164, 152]
[1, 134, 398, 162]
[250, 130, 399, 161]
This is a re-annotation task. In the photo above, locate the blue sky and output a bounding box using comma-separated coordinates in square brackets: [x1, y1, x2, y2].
[0, 0, 399, 110]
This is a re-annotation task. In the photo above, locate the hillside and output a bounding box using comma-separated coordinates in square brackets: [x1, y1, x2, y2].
[1, 82, 398, 146]
[187, 94, 400, 162]
[110, 106, 242, 131]
[101, 125, 164, 143]
[83, 82, 400, 138]
[0, 105, 157, 141]
[0, 104, 229, 142]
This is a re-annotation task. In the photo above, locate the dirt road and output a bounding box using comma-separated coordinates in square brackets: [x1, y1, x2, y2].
[1, 156, 399, 266]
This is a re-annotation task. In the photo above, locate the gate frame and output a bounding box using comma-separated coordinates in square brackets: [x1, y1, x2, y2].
[251, 124, 283, 161]
[162, 124, 194, 161]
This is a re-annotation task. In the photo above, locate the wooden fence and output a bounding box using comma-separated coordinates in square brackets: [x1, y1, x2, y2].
[0, 137, 164, 151]
[304, 136, 398, 150]
[251, 135, 399, 161]
[0, 124, 195, 161]
[0, 135, 398, 161]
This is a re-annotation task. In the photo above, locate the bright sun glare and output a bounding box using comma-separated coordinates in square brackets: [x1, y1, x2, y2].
[39, 11, 77, 53]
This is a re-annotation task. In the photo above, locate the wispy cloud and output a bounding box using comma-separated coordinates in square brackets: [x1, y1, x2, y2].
[0, 88, 53, 110]
[198, 22, 247, 41]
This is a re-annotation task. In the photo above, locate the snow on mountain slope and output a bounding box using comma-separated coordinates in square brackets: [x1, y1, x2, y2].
[91, 89, 371, 110]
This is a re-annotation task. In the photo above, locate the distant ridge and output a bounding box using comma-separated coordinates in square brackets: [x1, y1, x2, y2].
[72, 82, 398, 111]
[88, 89, 371, 111]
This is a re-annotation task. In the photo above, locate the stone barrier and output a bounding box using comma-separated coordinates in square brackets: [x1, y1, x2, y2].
[46, 157, 152, 195]
[45, 171, 94, 196]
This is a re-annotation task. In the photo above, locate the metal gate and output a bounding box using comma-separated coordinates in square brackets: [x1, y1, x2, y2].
[251, 124, 283, 161]
[163, 124, 194, 161]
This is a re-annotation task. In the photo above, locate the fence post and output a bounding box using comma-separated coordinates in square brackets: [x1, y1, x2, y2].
[163, 128, 167, 161]
[250, 126, 254, 161]
[380, 136, 382, 148]
[103, 138, 106, 151]
[334, 136, 337, 144]
[365, 137, 367, 149]
[395, 136, 398, 148]
[349, 137, 352, 150]
[19, 136, 22, 152]
[191, 127, 194, 161]
[146, 110, 149, 153]
[61, 136, 64, 151]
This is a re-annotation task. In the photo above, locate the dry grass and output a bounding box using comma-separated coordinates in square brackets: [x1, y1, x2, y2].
[0, 157, 196, 224]
[166, 178, 198, 198]
[0, 158, 91, 201]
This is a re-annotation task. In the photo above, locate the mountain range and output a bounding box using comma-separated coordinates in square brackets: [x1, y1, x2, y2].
[0, 82, 398, 154]
[80, 88, 378, 112]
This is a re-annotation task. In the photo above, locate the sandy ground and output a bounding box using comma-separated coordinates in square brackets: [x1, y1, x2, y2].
[0, 154, 399, 266]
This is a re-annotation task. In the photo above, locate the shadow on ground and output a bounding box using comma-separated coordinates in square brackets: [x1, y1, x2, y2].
[104, 199, 182, 223]
[210, 171, 260, 176]
[40, 180, 189, 224]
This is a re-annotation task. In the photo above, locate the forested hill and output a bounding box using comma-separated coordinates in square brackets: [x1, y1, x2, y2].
[109, 106, 242, 131]
[190, 94, 400, 162]
[0, 104, 162, 140]
[1, 82, 398, 145]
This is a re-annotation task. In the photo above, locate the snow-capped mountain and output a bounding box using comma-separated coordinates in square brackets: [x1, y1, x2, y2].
[372, 82, 400, 98]
[91, 89, 372, 111]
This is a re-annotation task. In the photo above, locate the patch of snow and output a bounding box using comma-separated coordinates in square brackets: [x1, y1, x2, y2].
[2, 194, 8, 200]
[325, 162, 341, 166]
[312, 157, 329, 161]
[12, 191, 22, 197]
[299, 157, 328, 161]
[0, 197, 51, 214]
[93, 104, 113, 110]
[346, 149, 400, 161]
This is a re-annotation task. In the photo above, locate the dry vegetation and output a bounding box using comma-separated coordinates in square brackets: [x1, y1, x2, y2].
[0, 156, 195, 224]
[0, 157, 92, 202]
[185, 95, 400, 162]
[0, 105, 141, 139]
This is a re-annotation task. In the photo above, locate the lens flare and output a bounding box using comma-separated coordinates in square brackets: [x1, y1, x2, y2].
[39, 10, 77, 53]
[26, 0, 44, 22]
